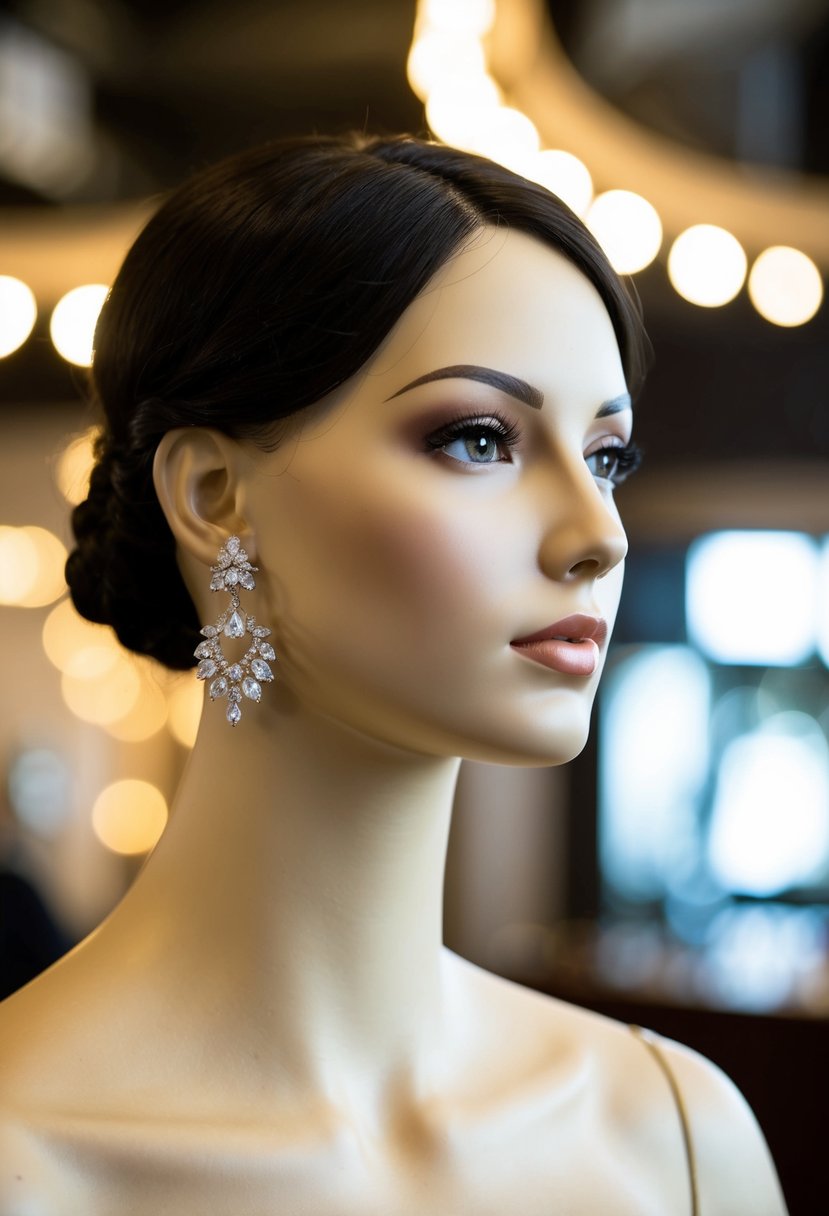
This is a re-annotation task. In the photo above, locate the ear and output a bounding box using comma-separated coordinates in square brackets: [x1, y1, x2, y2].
[153, 428, 255, 567]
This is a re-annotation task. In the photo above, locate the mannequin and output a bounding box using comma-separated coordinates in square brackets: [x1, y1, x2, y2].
[0, 135, 786, 1214]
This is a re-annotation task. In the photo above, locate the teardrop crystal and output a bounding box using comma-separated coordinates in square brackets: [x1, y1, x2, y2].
[239, 571, 255, 591]
[226, 701, 242, 726]
[226, 536, 241, 556]
[258, 642, 276, 662]
[208, 675, 228, 700]
[194, 640, 213, 659]
[251, 658, 273, 682]
[242, 677, 262, 702]
[196, 658, 217, 680]
[225, 568, 239, 586]
[224, 610, 245, 639]
[200, 625, 218, 638]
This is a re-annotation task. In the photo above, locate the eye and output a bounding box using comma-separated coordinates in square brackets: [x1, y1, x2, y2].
[585, 441, 643, 486]
[425, 412, 520, 466]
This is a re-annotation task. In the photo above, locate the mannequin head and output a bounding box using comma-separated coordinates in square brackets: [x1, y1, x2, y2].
[66, 134, 649, 763]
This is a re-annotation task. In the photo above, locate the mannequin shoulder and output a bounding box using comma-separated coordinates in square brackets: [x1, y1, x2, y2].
[446, 956, 787, 1214]
[643, 1033, 788, 1216]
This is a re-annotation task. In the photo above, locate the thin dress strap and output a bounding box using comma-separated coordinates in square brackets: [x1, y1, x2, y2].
[630, 1025, 700, 1216]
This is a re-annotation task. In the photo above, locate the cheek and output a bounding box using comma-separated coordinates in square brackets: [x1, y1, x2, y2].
[270, 473, 513, 675]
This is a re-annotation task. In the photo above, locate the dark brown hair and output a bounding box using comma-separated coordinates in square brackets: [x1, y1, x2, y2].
[66, 133, 650, 669]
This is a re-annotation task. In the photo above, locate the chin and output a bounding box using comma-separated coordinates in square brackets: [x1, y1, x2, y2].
[450, 705, 594, 769]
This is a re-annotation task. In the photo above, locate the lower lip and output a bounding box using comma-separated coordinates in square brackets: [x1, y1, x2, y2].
[510, 638, 600, 676]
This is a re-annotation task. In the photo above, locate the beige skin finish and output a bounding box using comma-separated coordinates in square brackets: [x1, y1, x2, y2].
[0, 230, 787, 1214]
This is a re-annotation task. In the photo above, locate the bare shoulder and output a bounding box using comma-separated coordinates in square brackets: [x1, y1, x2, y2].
[0, 943, 107, 1111]
[445, 954, 788, 1214]
[642, 1032, 789, 1216]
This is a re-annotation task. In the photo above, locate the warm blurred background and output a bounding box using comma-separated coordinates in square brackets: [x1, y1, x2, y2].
[0, 0, 827, 1209]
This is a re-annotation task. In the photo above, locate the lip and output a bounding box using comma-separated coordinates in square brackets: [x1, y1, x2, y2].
[510, 614, 608, 677]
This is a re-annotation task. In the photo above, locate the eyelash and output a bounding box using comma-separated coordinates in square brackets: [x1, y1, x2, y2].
[588, 441, 643, 486]
[425, 410, 643, 486]
[424, 410, 520, 464]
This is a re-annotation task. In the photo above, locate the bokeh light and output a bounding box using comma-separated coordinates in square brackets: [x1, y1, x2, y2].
[585, 190, 662, 274]
[668, 225, 747, 307]
[461, 105, 540, 175]
[104, 673, 169, 743]
[527, 150, 593, 216]
[0, 526, 67, 607]
[60, 654, 142, 726]
[167, 675, 203, 747]
[425, 75, 502, 150]
[0, 527, 39, 605]
[49, 284, 108, 367]
[748, 246, 823, 327]
[42, 597, 120, 677]
[0, 276, 38, 358]
[687, 531, 818, 666]
[91, 779, 168, 855]
[422, 0, 495, 37]
[56, 427, 98, 505]
[407, 28, 487, 101]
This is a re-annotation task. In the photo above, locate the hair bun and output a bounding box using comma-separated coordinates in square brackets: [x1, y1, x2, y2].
[65, 437, 200, 670]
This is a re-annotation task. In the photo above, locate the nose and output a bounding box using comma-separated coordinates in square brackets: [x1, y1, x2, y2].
[537, 464, 628, 583]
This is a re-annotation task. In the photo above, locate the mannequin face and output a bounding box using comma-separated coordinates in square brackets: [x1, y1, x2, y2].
[242, 227, 633, 764]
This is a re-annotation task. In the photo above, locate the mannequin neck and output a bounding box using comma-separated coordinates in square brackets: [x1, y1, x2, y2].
[114, 697, 462, 1106]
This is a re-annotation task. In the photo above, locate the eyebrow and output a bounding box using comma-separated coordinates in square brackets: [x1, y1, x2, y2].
[385, 364, 544, 409]
[384, 365, 632, 419]
[595, 392, 632, 417]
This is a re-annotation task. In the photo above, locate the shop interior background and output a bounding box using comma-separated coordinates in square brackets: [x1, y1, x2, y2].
[0, 2, 827, 1211]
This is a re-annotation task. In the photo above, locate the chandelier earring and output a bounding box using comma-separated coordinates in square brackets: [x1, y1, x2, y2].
[193, 535, 276, 726]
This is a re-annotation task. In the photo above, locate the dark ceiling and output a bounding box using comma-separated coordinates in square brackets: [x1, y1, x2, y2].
[3, 0, 828, 208]
[1, 0, 827, 471]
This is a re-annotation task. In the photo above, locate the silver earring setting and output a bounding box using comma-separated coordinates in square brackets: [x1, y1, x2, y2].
[194, 535, 276, 726]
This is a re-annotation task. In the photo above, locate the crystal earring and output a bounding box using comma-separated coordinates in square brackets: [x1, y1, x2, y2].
[193, 535, 276, 726]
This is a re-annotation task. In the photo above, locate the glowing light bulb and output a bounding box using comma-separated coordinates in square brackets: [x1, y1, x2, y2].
[91, 779, 168, 855]
[748, 246, 823, 327]
[527, 150, 593, 216]
[462, 106, 540, 174]
[407, 29, 486, 101]
[668, 225, 747, 307]
[49, 284, 108, 367]
[0, 276, 37, 357]
[585, 190, 662, 274]
[425, 75, 502, 151]
[422, 0, 495, 37]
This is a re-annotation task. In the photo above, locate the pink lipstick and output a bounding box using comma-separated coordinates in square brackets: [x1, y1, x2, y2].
[510, 614, 607, 677]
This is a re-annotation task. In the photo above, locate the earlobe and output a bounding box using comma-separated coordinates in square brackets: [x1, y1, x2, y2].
[152, 428, 252, 565]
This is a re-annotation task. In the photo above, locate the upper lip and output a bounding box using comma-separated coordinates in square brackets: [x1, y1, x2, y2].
[511, 614, 608, 648]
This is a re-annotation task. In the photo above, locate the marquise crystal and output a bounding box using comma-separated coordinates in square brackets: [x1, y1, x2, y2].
[195, 536, 277, 725]
[242, 677, 262, 702]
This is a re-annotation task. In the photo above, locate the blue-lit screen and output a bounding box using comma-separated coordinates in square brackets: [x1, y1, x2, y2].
[599, 532, 829, 937]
